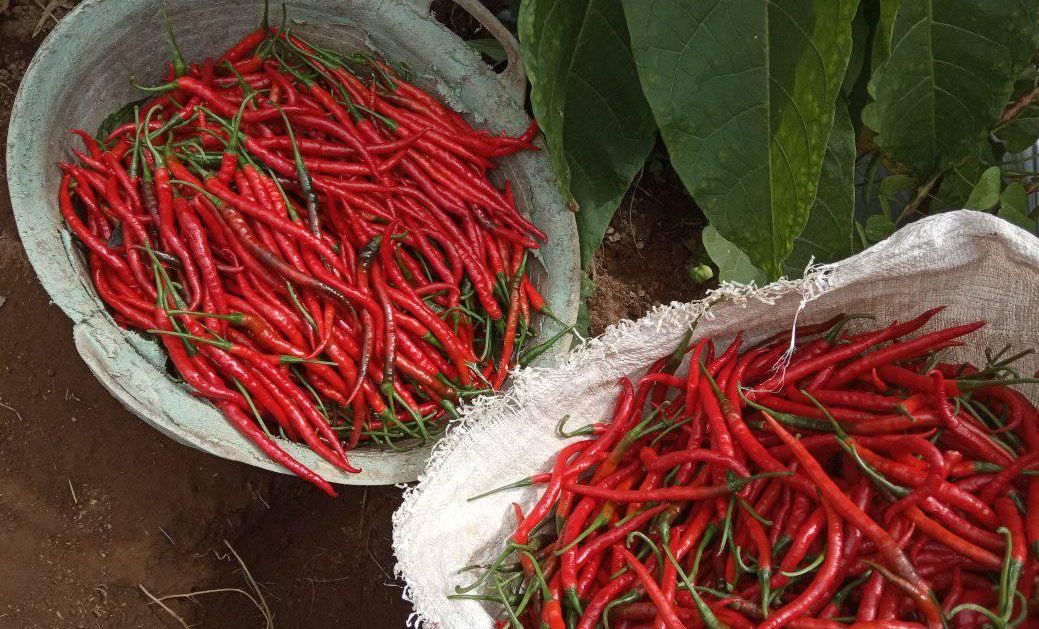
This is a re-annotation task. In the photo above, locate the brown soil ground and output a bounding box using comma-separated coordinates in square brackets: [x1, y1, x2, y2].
[587, 155, 708, 335]
[0, 2, 705, 627]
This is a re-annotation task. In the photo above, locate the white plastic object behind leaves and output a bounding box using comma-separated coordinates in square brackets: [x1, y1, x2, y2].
[393, 210, 1039, 627]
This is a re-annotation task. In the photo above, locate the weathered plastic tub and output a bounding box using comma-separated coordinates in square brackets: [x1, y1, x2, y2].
[7, 0, 580, 485]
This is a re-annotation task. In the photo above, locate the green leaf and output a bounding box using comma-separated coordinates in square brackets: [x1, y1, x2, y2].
[465, 37, 508, 64]
[877, 173, 914, 217]
[622, 0, 858, 279]
[870, 0, 901, 70]
[997, 104, 1039, 154]
[879, 174, 913, 198]
[842, 5, 871, 96]
[930, 142, 999, 211]
[702, 226, 767, 285]
[1001, 182, 1030, 214]
[964, 166, 1002, 211]
[862, 1, 1039, 176]
[864, 213, 895, 243]
[785, 101, 858, 276]
[844, 1, 881, 134]
[998, 183, 1034, 231]
[518, 0, 656, 269]
[999, 205, 1036, 232]
[575, 274, 597, 336]
[96, 97, 148, 147]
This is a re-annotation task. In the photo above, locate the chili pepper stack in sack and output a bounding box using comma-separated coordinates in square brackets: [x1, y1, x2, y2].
[58, 22, 557, 495]
[393, 212, 1039, 627]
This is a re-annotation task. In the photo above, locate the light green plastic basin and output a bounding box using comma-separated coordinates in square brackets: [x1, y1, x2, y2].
[7, 0, 579, 485]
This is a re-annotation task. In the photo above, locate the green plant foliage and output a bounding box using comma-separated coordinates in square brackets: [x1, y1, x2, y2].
[96, 97, 148, 147]
[864, 213, 896, 243]
[701, 226, 767, 285]
[685, 262, 714, 285]
[843, 7, 871, 96]
[869, 0, 901, 70]
[964, 166, 1003, 211]
[998, 183, 1034, 231]
[785, 102, 858, 275]
[466, 38, 508, 64]
[877, 174, 914, 218]
[997, 104, 1039, 153]
[518, 0, 656, 269]
[622, 0, 857, 279]
[517, 0, 1039, 292]
[929, 141, 998, 212]
[862, 1, 1039, 176]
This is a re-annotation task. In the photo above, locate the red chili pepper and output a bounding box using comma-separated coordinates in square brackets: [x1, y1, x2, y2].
[857, 447, 999, 528]
[827, 321, 984, 389]
[995, 497, 1027, 568]
[58, 173, 135, 285]
[1026, 480, 1039, 560]
[493, 265, 524, 388]
[153, 164, 202, 308]
[575, 573, 635, 629]
[762, 413, 943, 626]
[91, 263, 154, 329]
[179, 200, 227, 320]
[218, 401, 335, 496]
[929, 371, 1015, 467]
[901, 505, 1001, 569]
[769, 506, 826, 590]
[512, 440, 591, 547]
[919, 496, 1004, 551]
[752, 319, 911, 394]
[573, 504, 668, 568]
[70, 129, 103, 159]
[613, 545, 686, 629]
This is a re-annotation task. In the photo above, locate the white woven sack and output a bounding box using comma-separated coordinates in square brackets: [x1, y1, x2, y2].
[393, 210, 1039, 628]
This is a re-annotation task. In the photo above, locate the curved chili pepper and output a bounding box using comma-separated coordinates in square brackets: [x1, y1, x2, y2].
[762, 413, 942, 626]
[218, 401, 335, 496]
[58, 173, 135, 284]
[827, 321, 986, 389]
[613, 545, 686, 629]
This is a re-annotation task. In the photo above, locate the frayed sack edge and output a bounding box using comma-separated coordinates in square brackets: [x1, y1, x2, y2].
[392, 263, 836, 628]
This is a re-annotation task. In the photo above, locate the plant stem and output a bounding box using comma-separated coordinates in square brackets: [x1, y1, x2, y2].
[1000, 85, 1039, 124]
[896, 172, 943, 224]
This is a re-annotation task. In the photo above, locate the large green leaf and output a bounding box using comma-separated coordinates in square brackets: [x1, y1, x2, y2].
[864, 213, 896, 243]
[518, 0, 657, 268]
[622, 0, 858, 279]
[842, 4, 872, 96]
[870, 0, 902, 70]
[844, 1, 881, 139]
[702, 226, 767, 285]
[963, 166, 1002, 211]
[862, 1, 1039, 176]
[785, 102, 858, 275]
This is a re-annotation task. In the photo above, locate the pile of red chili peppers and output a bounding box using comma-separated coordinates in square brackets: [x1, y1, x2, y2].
[58, 20, 554, 495]
[459, 308, 1039, 628]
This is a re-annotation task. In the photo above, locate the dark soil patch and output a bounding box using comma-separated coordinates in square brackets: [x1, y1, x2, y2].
[0, 3, 410, 627]
[0, 2, 704, 627]
[588, 155, 709, 335]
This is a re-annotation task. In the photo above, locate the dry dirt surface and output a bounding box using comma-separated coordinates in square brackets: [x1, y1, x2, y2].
[0, 2, 704, 627]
